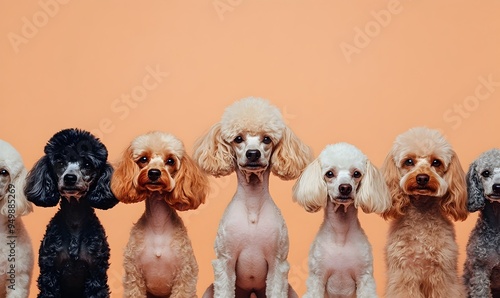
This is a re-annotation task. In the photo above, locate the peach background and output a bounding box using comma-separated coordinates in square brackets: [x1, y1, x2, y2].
[1, 1, 500, 297]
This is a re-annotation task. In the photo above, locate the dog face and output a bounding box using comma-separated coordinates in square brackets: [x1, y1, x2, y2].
[382, 127, 467, 221]
[193, 97, 313, 181]
[111, 131, 209, 211]
[0, 140, 32, 217]
[25, 129, 118, 209]
[467, 149, 500, 211]
[293, 143, 390, 214]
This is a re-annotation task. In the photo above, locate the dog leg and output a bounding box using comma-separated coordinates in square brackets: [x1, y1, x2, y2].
[464, 262, 493, 298]
[356, 272, 377, 298]
[265, 258, 289, 298]
[170, 236, 198, 298]
[212, 257, 236, 298]
[303, 272, 324, 298]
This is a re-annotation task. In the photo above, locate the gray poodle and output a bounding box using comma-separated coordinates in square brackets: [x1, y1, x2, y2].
[463, 148, 500, 298]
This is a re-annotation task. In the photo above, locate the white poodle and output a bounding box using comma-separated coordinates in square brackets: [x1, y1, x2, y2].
[293, 143, 390, 298]
[0, 140, 33, 298]
[194, 97, 313, 298]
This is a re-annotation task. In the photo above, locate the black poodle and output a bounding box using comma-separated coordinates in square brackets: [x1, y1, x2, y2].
[25, 128, 118, 298]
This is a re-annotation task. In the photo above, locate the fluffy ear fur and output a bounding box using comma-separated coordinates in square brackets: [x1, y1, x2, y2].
[292, 158, 327, 212]
[271, 126, 313, 180]
[25, 156, 60, 207]
[193, 123, 235, 177]
[169, 155, 209, 211]
[441, 151, 468, 221]
[356, 160, 391, 214]
[466, 161, 485, 212]
[87, 162, 118, 210]
[381, 152, 409, 220]
[1, 168, 33, 217]
[111, 146, 145, 204]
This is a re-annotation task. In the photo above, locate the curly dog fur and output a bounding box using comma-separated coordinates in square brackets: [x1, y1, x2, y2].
[463, 148, 500, 297]
[382, 127, 468, 298]
[194, 97, 313, 298]
[25, 128, 118, 298]
[0, 140, 33, 298]
[111, 131, 209, 298]
[293, 143, 390, 298]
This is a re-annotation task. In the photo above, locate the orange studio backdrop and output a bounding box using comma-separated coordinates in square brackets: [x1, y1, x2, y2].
[1, 1, 500, 297]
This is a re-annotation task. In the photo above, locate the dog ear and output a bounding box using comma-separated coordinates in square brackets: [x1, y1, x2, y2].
[193, 123, 235, 177]
[25, 156, 60, 207]
[466, 161, 485, 212]
[1, 168, 33, 217]
[441, 151, 468, 221]
[169, 155, 209, 211]
[292, 158, 327, 212]
[271, 126, 313, 180]
[111, 146, 145, 204]
[381, 152, 410, 220]
[357, 160, 391, 214]
[87, 162, 118, 210]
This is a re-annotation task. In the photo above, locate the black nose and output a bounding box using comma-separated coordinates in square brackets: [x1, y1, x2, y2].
[64, 174, 77, 186]
[416, 174, 429, 186]
[148, 169, 161, 181]
[246, 150, 261, 162]
[339, 184, 352, 196]
[493, 184, 500, 194]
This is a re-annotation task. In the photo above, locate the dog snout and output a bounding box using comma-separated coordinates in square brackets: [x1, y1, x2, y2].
[246, 150, 261, 162]
[339, 184, 352, 196]
[63, 174, 78, 186]
[416, 174, 430, 186]
[493, 183, 500, 194]
[148, 169, 161, 181]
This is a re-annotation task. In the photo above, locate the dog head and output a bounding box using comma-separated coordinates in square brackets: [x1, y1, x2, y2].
[25, 128, 118, 209]
[293, 143, 390, 213]
[382, 127, 467, 221]
[0, 140, 32, 217]
[193, 97, 313, 182]
[466, 148, 500, 212]
[111, 131, 209, 211]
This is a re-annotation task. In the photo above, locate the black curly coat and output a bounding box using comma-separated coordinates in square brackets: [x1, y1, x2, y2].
[25, 128, 118, 298]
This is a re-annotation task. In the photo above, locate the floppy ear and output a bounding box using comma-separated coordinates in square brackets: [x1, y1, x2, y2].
[1, 168, 33, 217]
[25, 156, 60, 207]
[193, 123, 235, 177]
[169, 155, 209, 211]
[271, 126, 313, 180]
[111, 146, 146, 204]
[87, 162, 118, 210]
[381, 152, 409, 220]
[466, 161, 485, 212]
[441, 151, 468, 221]
[292, 158, 327, 212]
[356, 160, 391, 214]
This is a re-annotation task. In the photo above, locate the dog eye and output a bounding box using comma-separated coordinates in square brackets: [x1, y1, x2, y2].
[431, 159, 442, 167]
[404, 159, 414, 166]
[262, 136, 272, 144]
[82, 162, 93, 169]
[166, 158, 175, 166]
[138, 156, 149, 164]
[0, 169, 8, 176]
[353, 171, 362, 178]
[482, 170, 491, 178]
[325, 171, 334, 178]
[234, 136, 243, 144]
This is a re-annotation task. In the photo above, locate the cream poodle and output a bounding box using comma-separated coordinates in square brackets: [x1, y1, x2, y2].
[0, 140, 33, 298]
[382, 127, 468, 298]
[111, 131, 209, 298]
[293, 142, 390, 298]
[194, 97, 313, 298]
